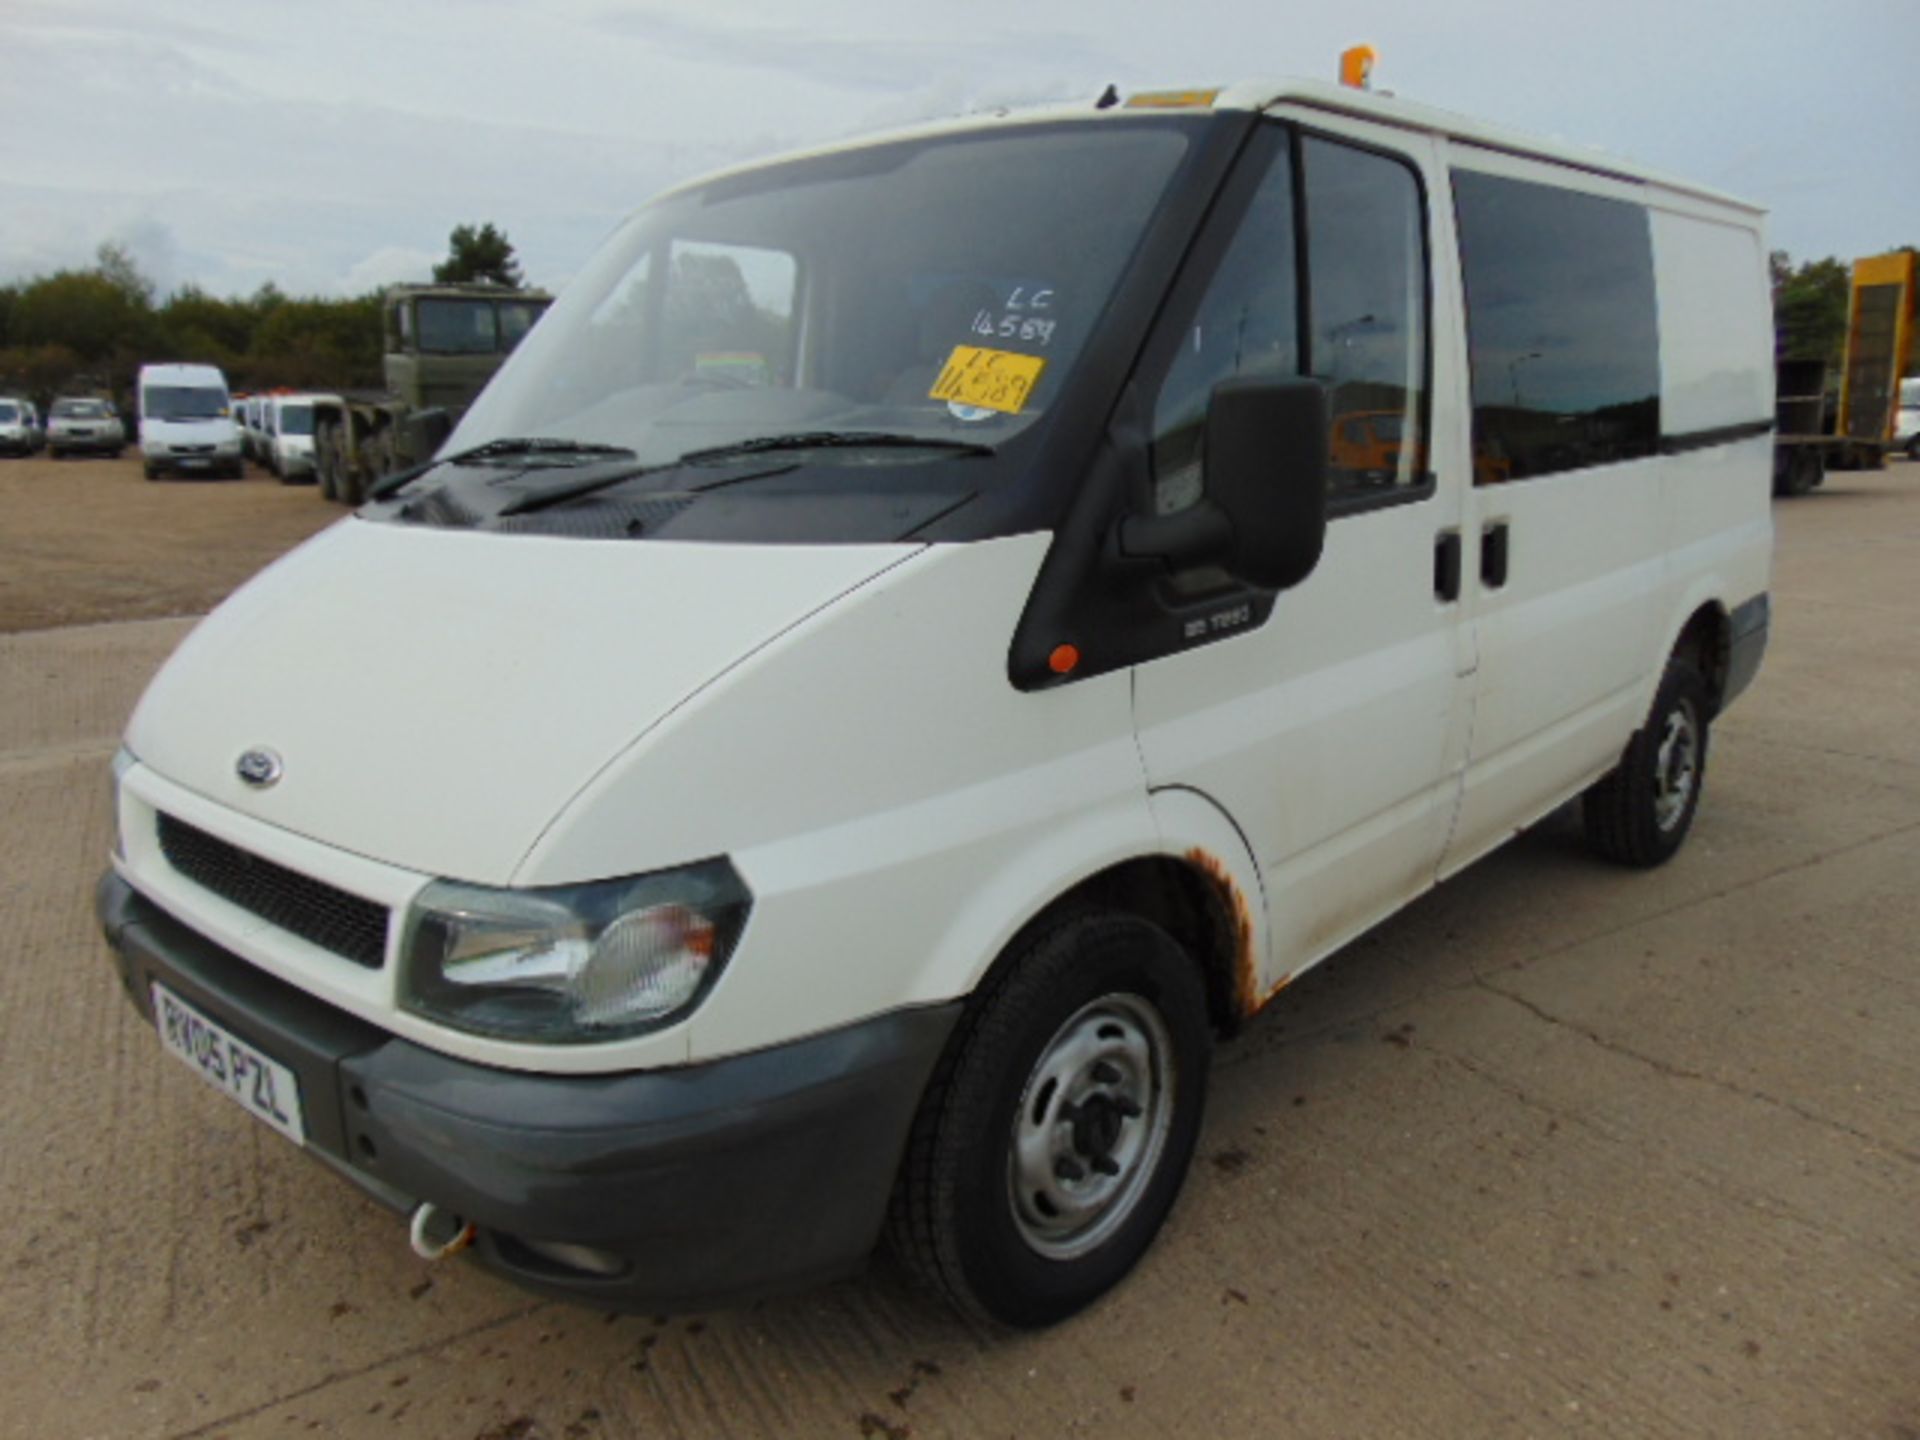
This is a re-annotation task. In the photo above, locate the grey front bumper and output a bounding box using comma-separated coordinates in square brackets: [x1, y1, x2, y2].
[97, 871, 959, 1311]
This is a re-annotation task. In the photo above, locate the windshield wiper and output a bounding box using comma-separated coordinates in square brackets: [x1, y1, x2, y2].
[495, 459, 804, 518]
[442, 436, 637, 466]
[367, 437, 637, 503]
[676, 431, 995, 464]
[493, 432, 991, 519]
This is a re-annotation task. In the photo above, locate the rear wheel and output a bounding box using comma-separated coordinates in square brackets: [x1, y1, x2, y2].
[1776, 446, 1820, 497]
[887, 911, 1210, 1327]
[1584, 661, 1711, 867]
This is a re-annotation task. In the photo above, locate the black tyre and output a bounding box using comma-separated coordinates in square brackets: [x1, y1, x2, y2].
[1584, 661, 1711, 867]
[887, 911, 1211, 1328]
[1776, 446, 1820, 497]
[1907, 435, 1919, 462]
[143, 462, 160, 481]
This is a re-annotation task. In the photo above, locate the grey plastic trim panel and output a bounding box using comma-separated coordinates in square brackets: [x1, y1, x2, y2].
[1721, 592, 1770, 712]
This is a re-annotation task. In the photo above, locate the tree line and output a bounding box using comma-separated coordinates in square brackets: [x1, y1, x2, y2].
[1771, 247, 1917, 373]
[0, 224, 524, 409]
[0, 229, 1905, 411]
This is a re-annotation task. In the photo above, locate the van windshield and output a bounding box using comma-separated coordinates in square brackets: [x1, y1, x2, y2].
[438, 121, 1193, 522]
[145, 386, 229, 421]
[0, 402, 17, 422]
[278, 404, 314, 435]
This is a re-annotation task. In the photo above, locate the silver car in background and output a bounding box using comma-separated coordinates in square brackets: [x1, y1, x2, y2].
[47, 397, 127, 458]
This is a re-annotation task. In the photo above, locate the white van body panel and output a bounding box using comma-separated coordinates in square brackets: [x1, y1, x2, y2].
[517, 534, 1161, 1059]
[1132, 117, 1476, 999]
[124, 521, 918, 887]
[1438, 145, 1670, 873]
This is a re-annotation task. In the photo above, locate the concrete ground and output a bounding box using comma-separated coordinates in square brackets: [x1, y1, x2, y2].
[2, 466, 1916, 1440]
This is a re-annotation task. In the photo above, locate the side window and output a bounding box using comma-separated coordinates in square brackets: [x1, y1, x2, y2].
[1149, 135, 1298, 518]
[1452, 169, 1660, 482]
[1147, 127, 1431, 520]
[1302, 138, 1430, 500]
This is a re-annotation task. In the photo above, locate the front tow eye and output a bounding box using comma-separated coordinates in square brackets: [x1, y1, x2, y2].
[409, 1202, 477, 1261]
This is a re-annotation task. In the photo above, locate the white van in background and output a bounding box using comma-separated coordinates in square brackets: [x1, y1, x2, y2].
[138, 363, 243, 479]
[265, 394, 332, 482]
[98, 80, 1773, 1327]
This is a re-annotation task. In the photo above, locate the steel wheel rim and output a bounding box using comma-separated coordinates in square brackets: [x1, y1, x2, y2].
[1007, 993, 1175, 1261]
[1653, 701, 1699, 832]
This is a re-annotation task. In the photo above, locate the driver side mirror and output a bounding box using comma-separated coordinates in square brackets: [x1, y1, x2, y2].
[1119, 376, 1329, 591]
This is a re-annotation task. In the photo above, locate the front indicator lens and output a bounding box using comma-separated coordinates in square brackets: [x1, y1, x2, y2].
[400, 859, 750, 1042]
[109, 745, 138, 860]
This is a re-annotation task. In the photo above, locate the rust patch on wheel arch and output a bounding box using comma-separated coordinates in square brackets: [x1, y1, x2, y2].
[1186, 847, 1260, 1019]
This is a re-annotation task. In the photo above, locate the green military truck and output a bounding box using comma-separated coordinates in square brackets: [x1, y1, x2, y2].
[313, 283, 551, 503]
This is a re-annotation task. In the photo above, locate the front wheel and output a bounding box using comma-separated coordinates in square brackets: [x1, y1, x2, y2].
[887, 911, 1211, 1327]
[1584, 661, 1711, 867]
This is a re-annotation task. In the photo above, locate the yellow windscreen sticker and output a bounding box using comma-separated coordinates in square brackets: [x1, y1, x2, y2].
[929, 345, 1047, 415]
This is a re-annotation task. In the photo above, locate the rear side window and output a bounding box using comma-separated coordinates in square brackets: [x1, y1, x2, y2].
[1452, 169, 1659, 483]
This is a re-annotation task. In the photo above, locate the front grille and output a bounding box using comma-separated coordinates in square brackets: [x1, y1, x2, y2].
[174, 443, 215, 455]
[156, 813, 389, 968]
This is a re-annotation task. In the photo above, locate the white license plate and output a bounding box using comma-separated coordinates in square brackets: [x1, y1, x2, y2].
[152, 983, 306, 1145]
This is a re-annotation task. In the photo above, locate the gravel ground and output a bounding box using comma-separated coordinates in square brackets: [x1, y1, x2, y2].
[0, 452, 338, 633]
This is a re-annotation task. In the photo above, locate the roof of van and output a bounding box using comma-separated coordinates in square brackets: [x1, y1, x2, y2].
[138, 363, 230, 386]
[665, 79, 1761, 218]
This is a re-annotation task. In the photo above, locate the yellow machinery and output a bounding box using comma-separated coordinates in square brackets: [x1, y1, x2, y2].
[1835, 250, 1917, 457]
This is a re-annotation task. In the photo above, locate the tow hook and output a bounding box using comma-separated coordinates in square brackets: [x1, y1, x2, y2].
[409, 1203, 477, 1261]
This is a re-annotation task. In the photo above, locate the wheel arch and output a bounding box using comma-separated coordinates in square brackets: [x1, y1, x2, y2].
[1643, 587, 1734, 720]
[943, 789, 1270, 1041]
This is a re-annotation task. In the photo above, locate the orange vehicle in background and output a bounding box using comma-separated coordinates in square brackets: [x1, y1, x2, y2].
[1329, 408, 1406, 473]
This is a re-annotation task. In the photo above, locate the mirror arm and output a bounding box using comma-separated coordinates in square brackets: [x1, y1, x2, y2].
[1118, 502, 1234, 568]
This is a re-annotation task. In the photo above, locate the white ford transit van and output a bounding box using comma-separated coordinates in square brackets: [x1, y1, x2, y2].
[138, 362, 243, 479]
[98, 80, 1773, 1327]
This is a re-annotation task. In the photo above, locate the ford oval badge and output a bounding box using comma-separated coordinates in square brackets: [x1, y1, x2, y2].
[236, 748, 283, 789]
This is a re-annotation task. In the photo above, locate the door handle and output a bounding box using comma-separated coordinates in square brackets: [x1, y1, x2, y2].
[1434, 530, 1462, 603]
[1481, 521, 1510, 590]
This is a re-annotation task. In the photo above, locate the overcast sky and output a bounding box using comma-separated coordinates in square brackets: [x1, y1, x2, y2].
[3, 0, 1914, 300]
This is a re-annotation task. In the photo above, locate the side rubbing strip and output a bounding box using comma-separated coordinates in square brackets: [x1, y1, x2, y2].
[1660, 418, 1775, 455]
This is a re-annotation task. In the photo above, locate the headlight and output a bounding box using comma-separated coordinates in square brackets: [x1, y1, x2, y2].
[399, 858, 751, 1042]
